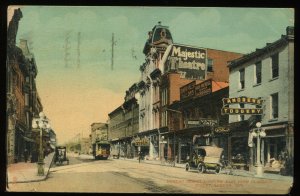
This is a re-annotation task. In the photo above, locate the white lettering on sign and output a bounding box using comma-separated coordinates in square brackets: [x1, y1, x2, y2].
[172, 46, 206, 60]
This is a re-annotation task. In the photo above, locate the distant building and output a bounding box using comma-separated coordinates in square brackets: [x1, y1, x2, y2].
[107, 84, 139, 158]
[80, 137, 91, 155]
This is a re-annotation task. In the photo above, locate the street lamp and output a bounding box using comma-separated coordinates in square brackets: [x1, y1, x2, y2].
[32, 112, 51, 176]
[253, 122, 266, 177]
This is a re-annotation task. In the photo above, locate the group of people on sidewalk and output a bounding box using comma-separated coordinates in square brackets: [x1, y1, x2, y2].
[21, 148, 53, 164]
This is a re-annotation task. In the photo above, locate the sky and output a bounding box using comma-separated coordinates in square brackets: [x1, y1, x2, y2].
[9, 6, 294, 144]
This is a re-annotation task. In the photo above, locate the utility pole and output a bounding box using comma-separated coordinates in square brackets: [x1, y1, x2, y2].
[111, 33, 117, 70]
[77, 32, 81, 69]
[64, 32, 71, 68]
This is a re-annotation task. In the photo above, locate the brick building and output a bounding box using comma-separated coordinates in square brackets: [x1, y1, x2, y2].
[107, 83, 139, 158]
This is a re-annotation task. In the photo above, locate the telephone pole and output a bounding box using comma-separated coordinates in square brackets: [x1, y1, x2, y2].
[64, 32, 71, 68]
[111, 33, 117, 70]
[77, 32, 81, 69]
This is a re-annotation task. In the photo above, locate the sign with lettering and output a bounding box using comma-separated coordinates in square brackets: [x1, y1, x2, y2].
[132, 137, 150, 146]
[222, 97, 263, 106]
[214, 127, 230, 133]
[187, 119, 218, 127]
[221, 107, 263, 115]
[221, 97, 264, 115]
[164, 44, 207, 79]
[195, 79, 212, 97]
[180, 81, 195, 100]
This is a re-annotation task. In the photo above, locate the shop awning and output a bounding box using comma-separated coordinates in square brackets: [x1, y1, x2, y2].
[263, 124, 286, 131]
[23, 136, 35, 143]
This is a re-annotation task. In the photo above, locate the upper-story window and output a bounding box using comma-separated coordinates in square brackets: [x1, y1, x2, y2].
[270, 93, 278, 119]
[161, 111, 168, 127]
[161, 88, 168, 106]
[207, 58, 214, 72]
[255, 61, 262, 84]
[271, 53, 279, 79]
[239, 68, 245, 90]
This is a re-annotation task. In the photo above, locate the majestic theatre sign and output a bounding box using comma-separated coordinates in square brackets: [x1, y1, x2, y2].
[221, 97, 264, 115]
[164, 44, 207, 80]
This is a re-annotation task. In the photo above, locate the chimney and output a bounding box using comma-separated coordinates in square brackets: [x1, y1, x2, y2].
[286, 26, 294, 36]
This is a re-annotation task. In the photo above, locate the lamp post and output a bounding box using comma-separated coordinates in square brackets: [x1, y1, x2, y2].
[32, 112, 51, 176]
[253, 122, 266, 177]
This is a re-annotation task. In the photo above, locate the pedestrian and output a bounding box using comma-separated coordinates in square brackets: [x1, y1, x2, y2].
[24, 148, 28, 163]
[138, 151, 141, 163]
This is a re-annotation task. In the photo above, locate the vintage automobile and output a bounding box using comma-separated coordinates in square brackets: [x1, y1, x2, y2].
[185, 146, 224, 174]
[54, 146, 69, 165]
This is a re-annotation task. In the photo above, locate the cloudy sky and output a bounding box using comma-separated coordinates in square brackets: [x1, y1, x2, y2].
[11, 6, 294, 144]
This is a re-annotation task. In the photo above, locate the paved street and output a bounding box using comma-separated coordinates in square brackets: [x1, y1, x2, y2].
[7, 154, 293, 194]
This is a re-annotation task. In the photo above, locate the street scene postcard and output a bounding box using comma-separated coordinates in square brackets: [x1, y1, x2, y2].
[6, 6, 294, 194]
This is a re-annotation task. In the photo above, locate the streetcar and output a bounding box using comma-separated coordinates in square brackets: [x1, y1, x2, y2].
[93, 141, 110, 160]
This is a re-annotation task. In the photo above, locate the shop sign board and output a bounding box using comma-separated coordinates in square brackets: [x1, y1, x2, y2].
[132, 137, 150, 146]
[180, 80, 195, 100]
[164, 44, 207, 80]
[221, 96, 264, 115]
[214, 126, 230, 133]
[195, 79, 212, 98]
[187, 119, 218, 127]
[222, 97, 263, 106]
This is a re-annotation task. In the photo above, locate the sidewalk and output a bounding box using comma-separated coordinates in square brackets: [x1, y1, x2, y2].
[7, 152, 55, 183]
[116, 157, 293, 182]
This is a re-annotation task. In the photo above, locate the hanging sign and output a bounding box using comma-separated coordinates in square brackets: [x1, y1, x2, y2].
[221, 96, 264, 115]
[132, 137, 150, 146]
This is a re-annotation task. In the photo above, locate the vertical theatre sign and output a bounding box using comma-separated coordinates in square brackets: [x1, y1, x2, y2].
[164, 44, 207, 79]
[221, 97, 263, 115]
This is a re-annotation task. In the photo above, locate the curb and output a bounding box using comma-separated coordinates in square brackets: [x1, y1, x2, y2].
[115, 158, 293, 182]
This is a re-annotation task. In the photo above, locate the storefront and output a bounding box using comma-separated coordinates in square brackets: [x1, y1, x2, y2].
[228, 121, 250, 170]
[257, 123, 292, 174]
[132, 135, 150, 159]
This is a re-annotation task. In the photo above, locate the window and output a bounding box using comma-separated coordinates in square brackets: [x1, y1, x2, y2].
[239, 68, 245, 89]
[239, 103, 245, 121]
[161, 111, 168, 127]
[161, 88, 168, 106]
[207, 58, 214, 72]
[271, 53, 279, 78]
[271, 93, 278, 119]
[255, 61, 262, 84]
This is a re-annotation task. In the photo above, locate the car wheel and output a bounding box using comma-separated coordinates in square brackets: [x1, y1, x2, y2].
[185, 164, 190, 171]
[215, 166, 221, 174]
[198, 163, 205, 173]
